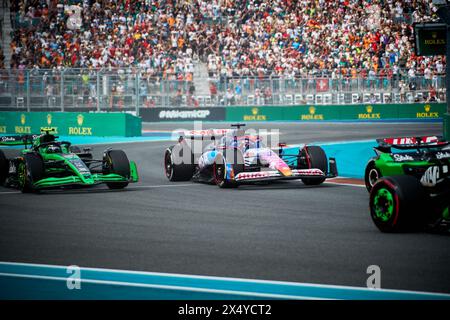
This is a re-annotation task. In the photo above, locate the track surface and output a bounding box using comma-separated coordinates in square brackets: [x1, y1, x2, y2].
[1, 122, 450, 294]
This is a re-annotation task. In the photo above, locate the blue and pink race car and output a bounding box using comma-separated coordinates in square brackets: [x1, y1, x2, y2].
[164, 124, 338, 188]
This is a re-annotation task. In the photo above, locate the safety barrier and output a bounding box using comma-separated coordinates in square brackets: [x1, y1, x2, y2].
[0, 112, 142, 137]
[225, 103, 446, 122]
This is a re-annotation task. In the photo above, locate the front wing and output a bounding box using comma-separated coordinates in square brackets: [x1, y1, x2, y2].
[234, 168, 334, 183]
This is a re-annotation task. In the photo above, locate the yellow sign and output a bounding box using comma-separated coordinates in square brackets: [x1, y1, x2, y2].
[243, 107, 267, 121]
[77, 114, 84, 126]
[15, 126, 31, 134]
[20, 114, 26, 125]
[416, 104, 439, 118]
[67, 114, 92, 135]
[40, 126, 58, 134]
[68, 127, 92, 135]
[300, 106, 324, 120]
[358, 105, 381, 119]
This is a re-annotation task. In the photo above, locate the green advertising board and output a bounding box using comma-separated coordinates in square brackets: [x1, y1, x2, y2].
[0, 112, 141, 137]
[225, 103, 447, 122]
[444, 113, 450, 141]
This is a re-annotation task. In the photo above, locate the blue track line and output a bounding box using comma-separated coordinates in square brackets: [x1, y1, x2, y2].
[0, 262, 449, 300]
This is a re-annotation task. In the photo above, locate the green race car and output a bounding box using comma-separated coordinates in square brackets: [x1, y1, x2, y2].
[364, 135, 450, 232]
[0, 130, 138, 193]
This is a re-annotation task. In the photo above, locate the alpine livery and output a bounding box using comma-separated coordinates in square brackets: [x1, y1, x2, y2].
[164, 124, 337, 188]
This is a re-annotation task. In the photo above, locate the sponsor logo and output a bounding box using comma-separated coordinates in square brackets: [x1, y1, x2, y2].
[358, 105, 381, 119]
[424, 34, 445, 45]
[0, 136, 15, 142]
[68, 127, 92, 135]
[0, 126, 6, 133]
[416, 105, 439, 118]
[15, 114, 31, 133]
[386, 136, 438, 145]
[69, 114, 92, 135]
[77, 114, 84, 126]
[159, 110, 211, 119]
[300, 106, 324, 120]
[243, 108, 267, 121]
[436, 151, 450, 160]
[393, 154, 414, 162]
[421, 166, 440, 187]
[15, 126, 31, 134]
[40, 126, 58, 134]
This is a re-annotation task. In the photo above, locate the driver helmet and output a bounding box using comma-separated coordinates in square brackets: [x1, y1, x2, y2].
[46, 145, 61, 153]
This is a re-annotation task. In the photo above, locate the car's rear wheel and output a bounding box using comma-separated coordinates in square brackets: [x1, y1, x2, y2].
[299, 146, 327, 185]
[365, 161, 381, 192]
[0, 150, 8, 185]
[164, 145, 194, 181]
[369, 175, 426, 232]
[103, 150, 130, 189]
[18, 153, 44, 193]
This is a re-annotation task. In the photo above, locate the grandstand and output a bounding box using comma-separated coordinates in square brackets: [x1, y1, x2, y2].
[0, 0, 447, 110]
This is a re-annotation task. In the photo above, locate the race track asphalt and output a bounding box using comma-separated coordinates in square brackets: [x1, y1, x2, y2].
[1, 121, 449, 294]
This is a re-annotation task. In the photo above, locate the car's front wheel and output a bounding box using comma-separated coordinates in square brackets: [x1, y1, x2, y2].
[103, 150, 130, 189]
[299, 146, 327, 185]
[18, 153, 44, 193]
[365, 161, 382, 192]
[164, 146, 194, 181]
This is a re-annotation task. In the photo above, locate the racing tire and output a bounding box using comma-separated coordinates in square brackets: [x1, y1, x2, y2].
[103, 150, 130, 189]
[365, 161, 382, 193]
[18, 153, 44, 193]
[369, 175, 426, 233]
[299, 146, 327, 186]
[213, 151, 244, 188]
[164, 145, 194, 181]
[0, 150, 8, 185]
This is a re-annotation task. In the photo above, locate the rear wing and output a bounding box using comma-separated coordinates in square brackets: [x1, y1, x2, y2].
[176, 129, 233, 141]
[0, 135, 38, 146]
[375, 135, 449, 152]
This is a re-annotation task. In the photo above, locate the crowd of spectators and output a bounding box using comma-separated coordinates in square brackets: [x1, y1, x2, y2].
[7, 1, 445, 76]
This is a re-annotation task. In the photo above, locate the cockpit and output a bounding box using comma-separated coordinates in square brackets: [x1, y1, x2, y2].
[219, 134, 263, 150]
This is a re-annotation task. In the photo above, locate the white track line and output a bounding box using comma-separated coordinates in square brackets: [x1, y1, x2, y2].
[325, 181, 366, 188]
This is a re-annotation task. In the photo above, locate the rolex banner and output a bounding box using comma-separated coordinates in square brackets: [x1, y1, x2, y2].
[0, 112, 142, 137]
[225, 103, 446, 122]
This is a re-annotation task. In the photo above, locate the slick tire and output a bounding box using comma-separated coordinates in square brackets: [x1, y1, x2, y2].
[369, 175, 426, 233]
[299, 146, 327, 186]
[18, 153, 44, 193]
[365, 161, 382, 193]
[103, 150, 130, 189]
[164, 145, 194, 181]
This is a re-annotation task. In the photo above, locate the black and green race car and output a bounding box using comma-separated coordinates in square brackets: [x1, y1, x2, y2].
[364, 135, 450, 233]
[0, 130, 138, 193]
